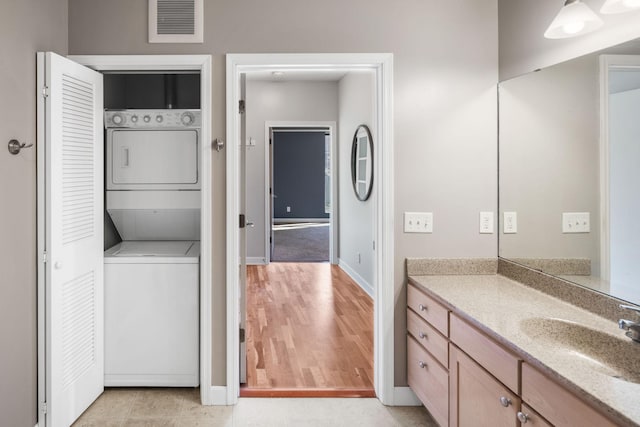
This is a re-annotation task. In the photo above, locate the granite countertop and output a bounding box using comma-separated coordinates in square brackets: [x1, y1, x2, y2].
[409, 274, 640, 427]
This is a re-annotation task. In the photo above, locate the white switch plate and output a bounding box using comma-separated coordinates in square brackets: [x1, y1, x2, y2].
[404, 212, 433, 233]
[562, 212, 590, 233]
[503, 212, 517, 234]
[479, 212, 494, 234]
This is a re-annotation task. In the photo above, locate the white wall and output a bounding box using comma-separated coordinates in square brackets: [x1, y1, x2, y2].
[499, 54, 600, 274]
[245, 80, 339, 262]
[338, 72, 375, 294]
[0, 1, 68, 425]
[610, 86, 640, 302]
[499, 0, 640, 80]
[67, 0, 499, 386]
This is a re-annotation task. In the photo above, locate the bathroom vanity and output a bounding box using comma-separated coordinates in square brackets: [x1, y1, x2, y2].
[406, 267, 639, 427]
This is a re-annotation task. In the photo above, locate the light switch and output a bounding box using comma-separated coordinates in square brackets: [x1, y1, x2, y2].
[562, 212, 590, 233]
[503, 212, 517, 234]
[479, 212, 494, 234]
[404, 212, 433, 233]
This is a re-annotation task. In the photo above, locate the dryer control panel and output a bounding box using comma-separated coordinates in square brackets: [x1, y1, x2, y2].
[105, 109, 201, 129]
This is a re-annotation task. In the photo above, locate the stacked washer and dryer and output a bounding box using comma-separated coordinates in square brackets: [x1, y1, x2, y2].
[103, 109, 201, 387]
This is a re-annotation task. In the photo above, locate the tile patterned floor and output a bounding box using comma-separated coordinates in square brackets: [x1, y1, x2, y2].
[72, 388, 437, 426]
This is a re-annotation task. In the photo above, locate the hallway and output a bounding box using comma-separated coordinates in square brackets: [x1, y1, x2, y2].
[244, 263, 374, 394]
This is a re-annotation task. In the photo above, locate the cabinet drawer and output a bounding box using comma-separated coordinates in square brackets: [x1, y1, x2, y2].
[408, 335, 449, 427]
[519, 403, 552, 427]
[407, 309, 448, 368]
[450, 313, 520, 393]
[407, 284, 449, 336]
[522, 364, 617, 427]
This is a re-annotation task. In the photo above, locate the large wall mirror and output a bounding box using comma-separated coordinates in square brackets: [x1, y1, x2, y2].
[499, 38, 640, 306]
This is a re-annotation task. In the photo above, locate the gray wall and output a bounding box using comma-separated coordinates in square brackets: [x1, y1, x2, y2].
[245, 80, 339, 262]
[499, 0, 640, 80]
[67, 0, 500, 387]
[272, 131, 329, 219]
[338, 72, 375, 290]
[0, 1, 68, 425]
[499, 54, 600, 274]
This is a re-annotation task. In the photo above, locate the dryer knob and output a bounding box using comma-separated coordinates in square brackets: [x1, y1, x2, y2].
[112, 114, 123, 125]
[156, 115, 163, 123]
[143, 115, 151, 123]
[131, 115, 139, 123]
[181, 112, 194, 126]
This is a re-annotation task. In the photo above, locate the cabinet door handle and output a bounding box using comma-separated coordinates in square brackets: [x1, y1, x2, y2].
[499, 396, 512, 407]
[418, 331, 427, 339]
[418, 361, 427, 369]
[418, 304, 427, 312]
[517, 412, 529, 423]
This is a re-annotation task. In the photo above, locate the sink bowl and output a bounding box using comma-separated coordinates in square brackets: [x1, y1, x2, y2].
[520, 317, 640, 384]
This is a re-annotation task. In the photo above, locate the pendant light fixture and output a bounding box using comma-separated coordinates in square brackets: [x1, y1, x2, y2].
[544, 0, 604, 39]
[601, 0, 640, 14]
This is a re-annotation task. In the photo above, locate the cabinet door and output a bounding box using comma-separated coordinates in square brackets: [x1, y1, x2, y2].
[450, 344, 520, 427]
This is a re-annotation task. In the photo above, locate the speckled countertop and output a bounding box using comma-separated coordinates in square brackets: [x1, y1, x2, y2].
[409, 274, 640, 427]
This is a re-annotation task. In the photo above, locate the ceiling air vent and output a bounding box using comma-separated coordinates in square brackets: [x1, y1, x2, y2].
[149, 0, 203, 43]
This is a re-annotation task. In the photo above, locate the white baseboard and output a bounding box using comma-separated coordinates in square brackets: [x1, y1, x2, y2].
[393, 386, 422, 406]
[203, 386, 229, 405]
[338, 259, 374, 298]
[273, 218, 329, 224]
[247, 257, 266, 265]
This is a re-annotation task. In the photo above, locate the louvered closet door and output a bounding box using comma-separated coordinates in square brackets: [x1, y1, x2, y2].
[42, 52, 104, 427]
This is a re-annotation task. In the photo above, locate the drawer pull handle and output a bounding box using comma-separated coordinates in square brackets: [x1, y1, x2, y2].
[499, 396, 512, 407]
[517, 412, 529, 423]
[418, 331, 427, 339]
[418, 304, 427, 312]
[418, 361, 427, 369]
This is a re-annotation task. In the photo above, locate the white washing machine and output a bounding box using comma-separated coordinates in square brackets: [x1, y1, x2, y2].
[103, 110, 201, 387]
[104, 241, 200, 386]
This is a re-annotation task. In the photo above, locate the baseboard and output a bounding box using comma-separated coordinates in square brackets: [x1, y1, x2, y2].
[393, 386, 422, 406]
[204, 386, 229, 405]
[338, 259, 374, 298]
[273, 218, 329, 224]
[247, 257, 266, 265]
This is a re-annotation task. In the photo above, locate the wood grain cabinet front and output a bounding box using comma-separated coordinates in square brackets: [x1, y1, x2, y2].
[407, 308, 449, 367]
[450, 344, 520, 427]
[407, 284, 449, 336]
[408, 335, 449, 427]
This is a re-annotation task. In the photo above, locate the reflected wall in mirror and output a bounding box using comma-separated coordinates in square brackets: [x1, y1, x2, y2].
[499, 38, 640, 306]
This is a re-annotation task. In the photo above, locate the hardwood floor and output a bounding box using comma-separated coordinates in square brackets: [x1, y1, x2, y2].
[244, 263, 374, 396]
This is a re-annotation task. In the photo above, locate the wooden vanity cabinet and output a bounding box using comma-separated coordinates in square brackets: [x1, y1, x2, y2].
[450, 344, 520, 427]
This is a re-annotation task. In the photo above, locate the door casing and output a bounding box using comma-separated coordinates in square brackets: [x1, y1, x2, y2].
[37, 54, 214, 427]
[226, 53, 395, 405]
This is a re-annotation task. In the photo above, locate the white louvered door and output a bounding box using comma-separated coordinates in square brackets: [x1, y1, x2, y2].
[41, 52, 104, 427]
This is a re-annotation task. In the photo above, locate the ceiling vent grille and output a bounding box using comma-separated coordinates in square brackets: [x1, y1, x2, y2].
[149, 0, 203, 43]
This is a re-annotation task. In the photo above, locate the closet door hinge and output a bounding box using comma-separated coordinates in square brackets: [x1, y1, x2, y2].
[43, 251, 48, 263]
[42, 401, 48, 414]
[239, 328, 245, 343]
[239, 100, 245, 114]
[42, 86, 49, 98]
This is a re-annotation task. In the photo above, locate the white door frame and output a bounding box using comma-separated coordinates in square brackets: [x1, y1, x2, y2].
[266, 121, 337, 265]
[599, 54, 640, 282]
[39, 54, 214, 411]
[226, 53, 394, 405]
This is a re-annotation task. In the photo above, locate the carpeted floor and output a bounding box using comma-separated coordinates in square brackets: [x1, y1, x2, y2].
[271, 222, 330, 262]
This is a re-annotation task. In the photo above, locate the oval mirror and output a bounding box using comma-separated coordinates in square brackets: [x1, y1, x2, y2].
[351, 124, 374, 201]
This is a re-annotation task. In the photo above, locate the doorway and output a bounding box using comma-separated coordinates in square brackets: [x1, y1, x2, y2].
[36, 53, 213, 427]
[226, 53, 395, 405]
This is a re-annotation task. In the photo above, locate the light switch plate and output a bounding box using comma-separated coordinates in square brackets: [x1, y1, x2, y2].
[404, 212, 433, 233]
[562, 212, 590, 233]
[503, 212, 517, 234]
[479, 211, 494, 234]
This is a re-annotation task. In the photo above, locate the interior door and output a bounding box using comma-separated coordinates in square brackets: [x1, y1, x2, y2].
[269, 128, 275, 260]
[38, 51, 104, 427]
[239, 73, 247, 384]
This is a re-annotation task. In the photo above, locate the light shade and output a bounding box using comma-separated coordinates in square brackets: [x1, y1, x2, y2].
[601, 0, 640, 14]
[544, 0, 604, 39]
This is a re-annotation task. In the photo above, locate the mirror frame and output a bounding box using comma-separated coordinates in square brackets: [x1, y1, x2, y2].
[351, 124, 374, 201]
